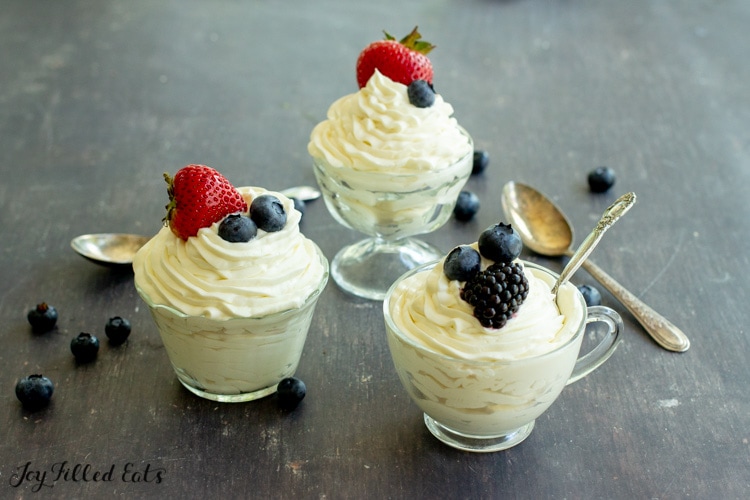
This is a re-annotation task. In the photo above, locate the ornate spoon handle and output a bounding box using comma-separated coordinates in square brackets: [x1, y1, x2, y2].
[576, 257, 690, 352]
[553, 193, 636, 294]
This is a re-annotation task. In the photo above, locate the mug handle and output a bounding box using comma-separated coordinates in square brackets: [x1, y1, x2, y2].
[567, 306, 623, 385]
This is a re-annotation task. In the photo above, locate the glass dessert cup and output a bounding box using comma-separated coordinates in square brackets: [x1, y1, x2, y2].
[312, 134, 473, 301]
[384, 260, 622, 452]
[136, 246, 329, 403]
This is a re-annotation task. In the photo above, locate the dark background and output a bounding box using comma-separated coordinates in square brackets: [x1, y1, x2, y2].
[1, 0, 748, 498]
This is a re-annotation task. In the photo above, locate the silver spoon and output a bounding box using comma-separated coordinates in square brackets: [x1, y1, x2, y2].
[501, 181, 690, 352]
[71, 185, 322, 266]
[552, 192, 636, 295]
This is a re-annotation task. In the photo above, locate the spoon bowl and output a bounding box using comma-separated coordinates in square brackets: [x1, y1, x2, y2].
[71, 233, 151, 266]
[501, 181, 690, 352]
[501, 182, 573, 256]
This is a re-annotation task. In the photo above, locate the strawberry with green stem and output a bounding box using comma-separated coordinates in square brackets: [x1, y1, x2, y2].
[163, 164, 248, 240]
[356, 26, 435, 88]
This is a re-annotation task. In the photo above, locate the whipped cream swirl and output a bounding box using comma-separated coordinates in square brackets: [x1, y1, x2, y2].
[133, 187, 326, 319]
[389, 250, 580, 361]
[308, 69, 472, 172]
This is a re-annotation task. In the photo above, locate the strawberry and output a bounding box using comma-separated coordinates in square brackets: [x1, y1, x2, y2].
[163, 164, 248, 240]
[356, 26, 435, 89]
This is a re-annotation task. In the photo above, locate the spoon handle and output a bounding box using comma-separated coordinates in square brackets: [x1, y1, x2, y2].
[575, 256, 690, 352]
[552, 192, 636, 294]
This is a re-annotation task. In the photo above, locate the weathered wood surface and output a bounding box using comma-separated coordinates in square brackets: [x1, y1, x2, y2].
[1, 0, 748, 498]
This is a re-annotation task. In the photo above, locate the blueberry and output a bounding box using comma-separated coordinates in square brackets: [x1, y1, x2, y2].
[70, 332, 99, 363]
[443, 246, 481, 281]
[478, 223, 523, 263]
[453, 191, 480, 221]
[588, 166, 616, 193]
[277, 377, 306, 410]
[472, 150, 489, 175]
[16, 374, 54, 411]
[27, 302, 58, 333]
[407, 79, 435, 108]
[219, 213, 257, 242]
[577, 284, 602, 307]
[291, 197, 305, 221]
[250, 195, 287, 232]
[105, 316, 132, 345]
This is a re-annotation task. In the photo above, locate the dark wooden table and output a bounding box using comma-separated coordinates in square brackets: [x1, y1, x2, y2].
[2, 1, 748, 498]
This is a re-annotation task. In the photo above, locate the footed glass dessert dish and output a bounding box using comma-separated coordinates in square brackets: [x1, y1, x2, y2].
[312, 134, 473, 300]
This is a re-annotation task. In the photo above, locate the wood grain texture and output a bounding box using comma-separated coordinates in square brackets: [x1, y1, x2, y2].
[1, 0, 748, 498]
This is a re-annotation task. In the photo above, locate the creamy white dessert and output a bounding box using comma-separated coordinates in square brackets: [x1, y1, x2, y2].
[134, 187, 328, 400]
[308, 69, 471, 174]
[385, 256, 585, 436]
[308, 70, 473, 238]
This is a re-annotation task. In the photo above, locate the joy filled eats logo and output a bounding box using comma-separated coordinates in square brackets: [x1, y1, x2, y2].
[8, 461, 165, 492]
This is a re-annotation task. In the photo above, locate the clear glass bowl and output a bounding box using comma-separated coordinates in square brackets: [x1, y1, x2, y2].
[384, 260, 622, 452]
[312, 129, 473, 300]
[136, 245, 329, 403]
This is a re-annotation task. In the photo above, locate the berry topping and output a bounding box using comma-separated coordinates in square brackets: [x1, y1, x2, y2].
[478, 223, 523, 262]
[588, 166, 616, 193]
[453, 190, 480, 221]
[461, 262, 529, 329]
[250, 195, 287, 232]
[277, 377, 306, 410]
[356, 26, 435, 88]
[577, 284, 602, 307]
[163, 164, 248, 240]
[105, 316, 132, 345]
[71, 332, 100, 363]
[407, 79, 435, 108]
[27, 302, 58, 333]
[472, 150, 489, 175]
[219, 214, 258, 243]
[443, 246, 481, 282]
[15, 374, 54, 411]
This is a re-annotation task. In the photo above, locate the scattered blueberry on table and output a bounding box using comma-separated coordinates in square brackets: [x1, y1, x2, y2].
[27, 302, 58, 333]
[587, 166, 616, 193]
[472, 150, 489, 175]
[291, 197, 305, 221]
[105, 316, 132, 345]
[577, 284, 602, 306]
[15, 374, 54, 411]
[277, 377, 306, 410]
[70, 332, 100, 363]
[453, 190, 480, 221]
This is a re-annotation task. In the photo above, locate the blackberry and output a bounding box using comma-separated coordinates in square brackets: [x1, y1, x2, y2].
[588, 166, 616, 193]
[407, 79, 435, 108]
[16, 374, 54, 411]
[250, 195, 287, 232]
[219, 213, 257, 242]
[453, 191, 480, 221]
[27, 302, 58, 333]
[461, 262, 529, 329]
[443, 245, 481, 282]
[478, 223, 523, 262]
[105, 316, 132, 345]
[277, 377, 306, 410]
[472, 150, 489, 175]
[70, 332, 100, 363]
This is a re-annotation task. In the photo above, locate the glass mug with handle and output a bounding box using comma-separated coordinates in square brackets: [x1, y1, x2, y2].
[384, 260, 622, 452]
